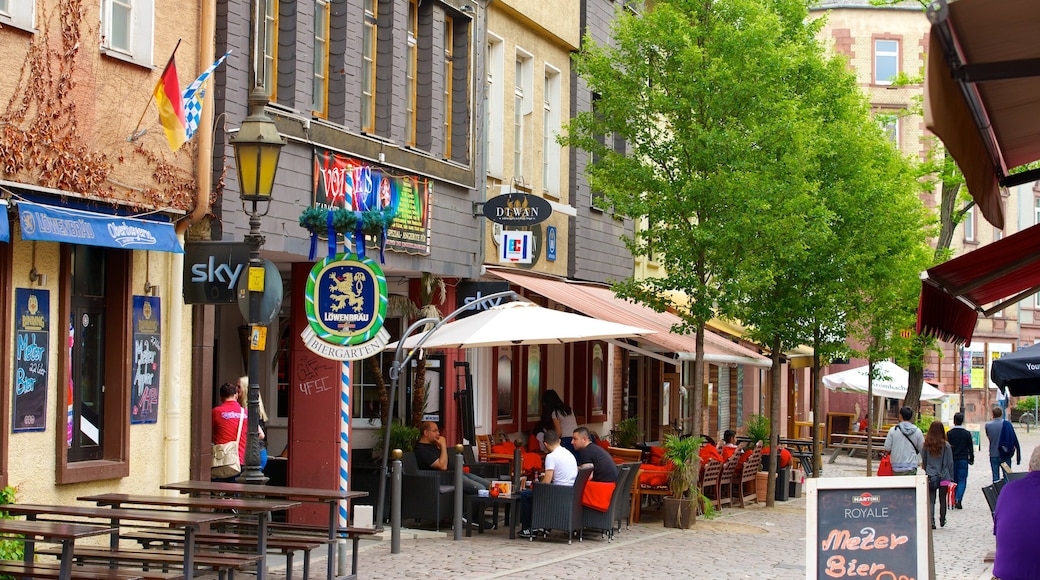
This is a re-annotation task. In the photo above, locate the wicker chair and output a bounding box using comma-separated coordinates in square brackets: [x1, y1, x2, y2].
[733, 450, 762, 508]
[529, 467, 593, 544]
[582, 464, 634, 542]
[614, 462, 641, 530]
[699, 459, 724, 511]
[717, 454, 740, 509]
[400, 452, 455, 530]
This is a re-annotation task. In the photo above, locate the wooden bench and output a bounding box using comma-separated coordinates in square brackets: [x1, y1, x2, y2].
[124, 530, 327, 580]
[827, 434, 887, 463]
[0, 559, 179, 580]
[36, 546, 261, 579]
[266, 522, 378, 576]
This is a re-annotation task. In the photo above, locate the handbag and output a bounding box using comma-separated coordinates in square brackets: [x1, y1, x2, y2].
[877, 453, 894, 477]
[211, 412, 245, 479]
[927, 473, 940, 490]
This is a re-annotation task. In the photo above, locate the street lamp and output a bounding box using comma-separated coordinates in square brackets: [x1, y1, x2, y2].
[231, 86, 285, 484]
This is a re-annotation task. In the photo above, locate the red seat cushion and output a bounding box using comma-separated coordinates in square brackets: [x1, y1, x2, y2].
[648, 446, 666, 466]
[638, 463, 672, 487]
[582, 481, 616, 512]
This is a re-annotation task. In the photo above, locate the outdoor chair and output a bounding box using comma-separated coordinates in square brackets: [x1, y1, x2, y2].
[456, 445, 511, 480]
[699, 459, 724, 511]
[733, 450, 762, 508]
[582, 464, 633, 542]
[614, 462, 641, 530]
[529, 467, 593, 544]
[400, 452, 455, 530]
[717, 454, 740, 509]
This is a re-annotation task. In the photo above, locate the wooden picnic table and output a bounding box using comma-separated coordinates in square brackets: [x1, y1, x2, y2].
[161, 480, 370, 580]
[827, 433, 888, 463]
[3, 503, 233, 574]
[78, 493, 298, 580]
[0, 518, 116, 580]
[777, 438, 821, 477]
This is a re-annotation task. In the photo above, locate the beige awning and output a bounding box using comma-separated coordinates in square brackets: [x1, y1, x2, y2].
[924, 0, 1040, 230]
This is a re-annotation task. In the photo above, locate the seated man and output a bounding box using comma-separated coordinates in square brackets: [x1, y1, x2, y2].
[720, 430, 744, 461]
[573, 426, 618, 482]
[519, 430, 577, 538]
[414, 421, 492, 495]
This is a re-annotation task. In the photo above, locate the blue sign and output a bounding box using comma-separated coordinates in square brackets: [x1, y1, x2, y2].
[547, 226, 557, 261]
[131, 296, 161, 424]
[0, 203, 9, 243]
[18, 201, 183, 253]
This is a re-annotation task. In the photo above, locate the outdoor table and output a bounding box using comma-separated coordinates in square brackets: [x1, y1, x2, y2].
[78, 492, 299, 580]
[161, 480, 368, 580]
[3, 503, 233, 574]
[465, 493, 520, 539]
[827, 433, 888, 463]
[0, 518, 115, 580]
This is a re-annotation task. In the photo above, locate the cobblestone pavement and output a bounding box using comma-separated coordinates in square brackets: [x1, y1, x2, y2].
[200, 426, 1039, 580]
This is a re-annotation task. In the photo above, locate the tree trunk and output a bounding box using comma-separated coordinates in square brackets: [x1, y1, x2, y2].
[812, 326, 823, 477]
[411, 357, 426, 429]
[766, 335, 782, 507]
[691, 324, 705, 441]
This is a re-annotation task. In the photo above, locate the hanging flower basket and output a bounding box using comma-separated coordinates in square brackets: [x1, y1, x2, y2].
[298, 206, 397, 237]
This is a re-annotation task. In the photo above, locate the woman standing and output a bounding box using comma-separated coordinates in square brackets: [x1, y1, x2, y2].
[543, 389, 577, 453]
[922, 421, 954, 529]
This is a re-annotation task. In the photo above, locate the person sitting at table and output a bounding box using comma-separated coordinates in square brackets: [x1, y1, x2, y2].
[519, 430, 577, 538]
[699, 434, 724, 465]
[720, 430, 744, 461]
[572, 427, 617, 482]
[212, 381, 247, 482]
[414, 421, 492, 495]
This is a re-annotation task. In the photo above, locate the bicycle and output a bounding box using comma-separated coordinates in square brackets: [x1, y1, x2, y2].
[1018, 411, 1035, 433]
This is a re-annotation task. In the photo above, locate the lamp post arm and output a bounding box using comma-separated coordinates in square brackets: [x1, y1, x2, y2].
[373, 289, 519, 530]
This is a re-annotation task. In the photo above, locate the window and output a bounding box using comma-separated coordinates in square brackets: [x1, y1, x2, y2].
[350, 318, 402, 421]
[361, 0, 378, 132]
[525, 345, 542, 422]
[312, 0, 330, 117]
[964, 204, 975, 242]
[485, 34, 504, 176]
[100, 0, 153, 68]
[405, 0, 418, 146]
[262, 0, 279, 98]
[443, 16, 454, 157]
[1034, 195, 1040, 225]
[59, 245, 131, 483]
[878, 114, 898, 147]
[874, 39, 899, 85]
[0, 0, 34, 31]
[542, 66, 561, 196]
[514, 51, 532, 179]
[494, 345, 543, 432]
[495, 347, 514, 427]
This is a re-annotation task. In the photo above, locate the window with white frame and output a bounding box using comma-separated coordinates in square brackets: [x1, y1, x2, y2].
[262, 0, 279, 98]
[542, 66, 561, 196]
[964, 204, 975, 242]
[100, 0, 154, 67]
[361, 0, 378, 132]
[514, 50, 532, 180]
[1034, 195, 1040, 226]
[485, 34, 504, 177]
[879, 114, 899, 147]
[443, 16, 454, 157]
[312, 0, 330, 117]
[0, 0, 35, 31]
[874, 39, 899, 85]
[405, 0, 418, 146]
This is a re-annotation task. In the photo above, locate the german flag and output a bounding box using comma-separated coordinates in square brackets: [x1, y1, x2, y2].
[153, 54, 186, 151]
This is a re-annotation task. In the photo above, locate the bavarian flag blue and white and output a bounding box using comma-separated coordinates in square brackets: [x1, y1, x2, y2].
[183, 51, 231, 143]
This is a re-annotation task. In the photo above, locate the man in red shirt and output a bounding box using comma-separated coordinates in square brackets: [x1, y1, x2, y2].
[211, 382, 246, 481]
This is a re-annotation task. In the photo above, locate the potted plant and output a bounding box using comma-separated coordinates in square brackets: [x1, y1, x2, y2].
[611, 417, 641, 448]
[744, 414, 771, 501]
[661, 433, 712, 528]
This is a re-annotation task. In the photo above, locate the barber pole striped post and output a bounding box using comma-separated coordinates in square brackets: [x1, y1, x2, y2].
[339, 360, 351, 528]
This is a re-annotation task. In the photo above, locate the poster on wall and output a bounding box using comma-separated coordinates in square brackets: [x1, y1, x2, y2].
[130, 296, 162, 424]
[969, 342, 986, 388]
[13, 288, 49, 432]
[806, 476, 930, 579]
[311, 147, 433, 255]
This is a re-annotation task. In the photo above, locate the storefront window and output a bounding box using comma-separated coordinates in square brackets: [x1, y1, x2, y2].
[496, 348, 513, 423]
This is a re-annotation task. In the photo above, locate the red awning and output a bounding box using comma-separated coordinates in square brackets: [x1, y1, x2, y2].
[924, 0, 1040, 230]
[917, 222, 1040, 344]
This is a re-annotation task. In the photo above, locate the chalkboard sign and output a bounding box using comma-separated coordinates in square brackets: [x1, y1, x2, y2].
[130, 296, 162, 424]
[807, 476, 931, 580]
[13, 288, 49, 432]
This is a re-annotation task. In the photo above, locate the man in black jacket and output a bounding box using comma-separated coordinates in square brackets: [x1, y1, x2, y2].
[947, 412, 974, 509]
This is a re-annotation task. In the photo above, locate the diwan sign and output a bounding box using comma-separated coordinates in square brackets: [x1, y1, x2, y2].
[483, 193, 553, 225]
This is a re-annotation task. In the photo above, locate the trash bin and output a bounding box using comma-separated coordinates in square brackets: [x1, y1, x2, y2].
[774, 465, 791, 501]
[789, 479, 803, 499]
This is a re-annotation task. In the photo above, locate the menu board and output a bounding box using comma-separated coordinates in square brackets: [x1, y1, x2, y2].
[130, 296, 161, 424]
[13, 288, 49, 432]
[806, 476, 930, 580]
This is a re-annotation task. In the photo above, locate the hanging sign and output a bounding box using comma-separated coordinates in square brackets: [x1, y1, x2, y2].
[806, 476, 930, 580]
[500, 231, 532, 263]
[482, 192, 552, 226]
[13, 288, 49, 432]
[130, 296, 161, 424]
[302, 253, 389, 360]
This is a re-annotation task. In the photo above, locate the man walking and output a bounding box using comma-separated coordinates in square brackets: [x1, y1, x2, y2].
[986, 406, 1008, 482]
[946, 412, 974, 509]
[884, 406, 924, 475]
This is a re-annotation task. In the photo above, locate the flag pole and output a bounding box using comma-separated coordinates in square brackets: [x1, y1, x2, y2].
[129, 39, 182, 141]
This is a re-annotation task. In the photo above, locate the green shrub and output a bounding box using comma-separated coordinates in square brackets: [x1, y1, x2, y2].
[610, 417, 641, 448]
[1014, 396, 1038, 413]
[0, 485, 24, 563]
[744, 414, 770, 446]
[375, 419, 420, 454]
[914, 413, 936, 433]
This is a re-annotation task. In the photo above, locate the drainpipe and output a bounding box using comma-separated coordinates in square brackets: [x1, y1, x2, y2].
[178, 0, 218, 235]
[165, 247, 186, 483]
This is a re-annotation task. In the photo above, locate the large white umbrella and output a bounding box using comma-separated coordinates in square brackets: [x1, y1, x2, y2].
[386, 300, 654, 350]
[822, 360, 947, 402]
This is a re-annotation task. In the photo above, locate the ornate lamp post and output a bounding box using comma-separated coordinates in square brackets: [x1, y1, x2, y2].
[231, 86, 285, 484]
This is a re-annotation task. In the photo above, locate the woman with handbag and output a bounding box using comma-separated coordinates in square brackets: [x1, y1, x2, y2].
[922, 421, 954, 529]
[211, 381, 247, 481]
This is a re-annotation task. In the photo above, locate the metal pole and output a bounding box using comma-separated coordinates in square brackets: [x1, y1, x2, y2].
[958, 344, 965, 415]
[454, 445, 464, 541]
[239, 210, 267, 486]
[390, 451, 402, 554]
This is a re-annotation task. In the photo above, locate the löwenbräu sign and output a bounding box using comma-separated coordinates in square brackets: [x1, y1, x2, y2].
[806, 476, 930, 580]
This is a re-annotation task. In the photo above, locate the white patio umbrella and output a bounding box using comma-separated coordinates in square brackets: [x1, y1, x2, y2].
[386, 300, 655, 350]
[822, 360, 947, 402]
